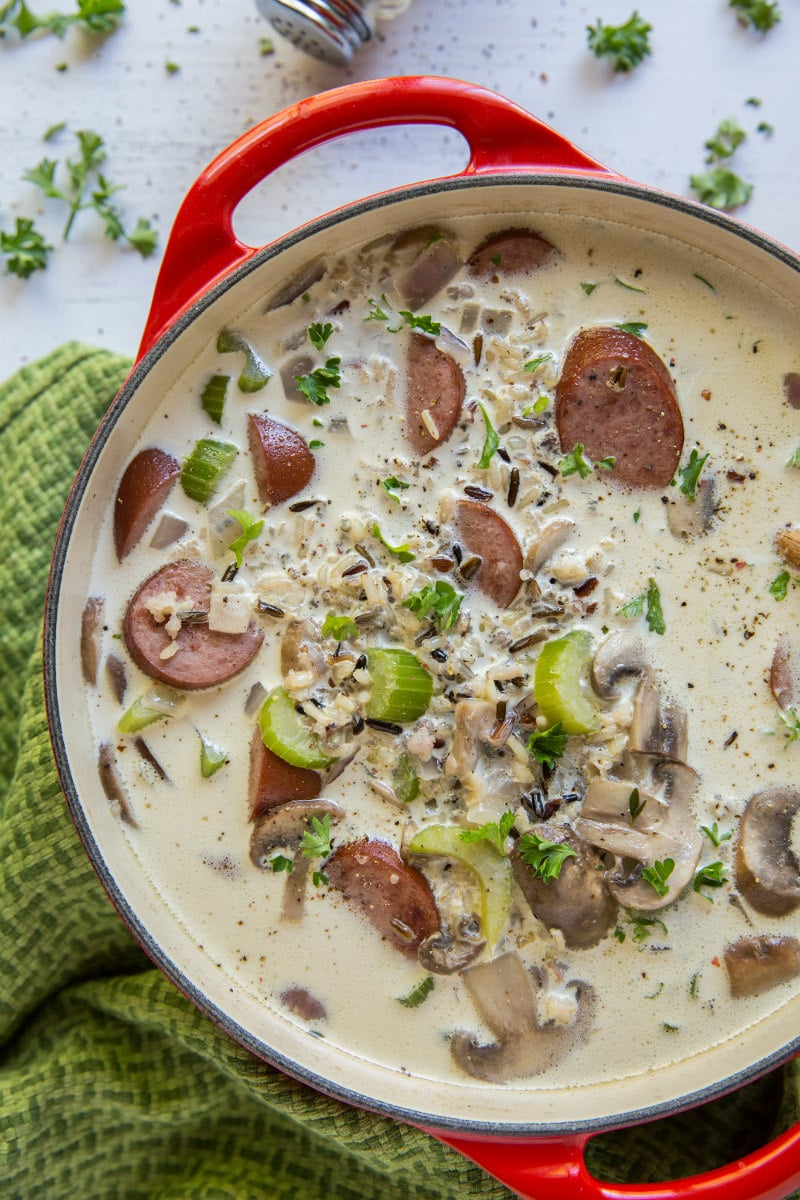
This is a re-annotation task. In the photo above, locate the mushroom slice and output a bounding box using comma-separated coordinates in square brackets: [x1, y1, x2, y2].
[665, 476, 716, 541]
[280, 618, 326, 680]
[450, 951, 593, 1083]
[98, 742, 137, 827]
[444, 699, 497, 778]
[628, 667, 688, 761]
[81, 596, 104, 686]
[770, 636, 799, 711]
[418, 927, 486, 974]
[249, 798, 344, 869]
[591, 629, 647, 698]
[734, 786, 800, 916]
[510, 823, 617, 949]
[524, 517, 575, 576]
[391, 226, 462, 310]
[575, 770, 702, 912]
[724, 934, 800, 997]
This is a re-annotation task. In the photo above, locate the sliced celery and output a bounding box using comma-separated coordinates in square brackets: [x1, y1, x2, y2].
[408, 824, 512, 946]
[258, 686, 334, 769]
[200, 373, 230, 424]
[392, 751, 420, 803]
[365, 648, 433, 723]
[197, 728, 228, 778]
[533, 629, 599, 735]
[180, 438, 238, 504]
[117, 684, 184, 734]
[217, 328, 271, 392]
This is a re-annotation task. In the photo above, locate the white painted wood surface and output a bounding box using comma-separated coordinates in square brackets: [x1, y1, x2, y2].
[0, 0, 798, 382]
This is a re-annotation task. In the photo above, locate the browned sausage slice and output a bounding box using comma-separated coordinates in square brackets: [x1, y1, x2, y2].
[248, 412, 315, 506]
[113, 447, 180, 560]
[555, 327, 684, 489]
[405, 333, 465, 455]
[325, 839, 440, 957]
[455, 499, 522, 608]
[468, 228, 556, 278]
[123, 560, 263, 690]
[248, 727, 321, 821]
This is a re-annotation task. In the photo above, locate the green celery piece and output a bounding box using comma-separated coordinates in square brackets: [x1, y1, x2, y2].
[533, 629, 599, 735]
[258, 686, 334, 769]
[200, 373, 230, 424]
[408, 824, 512, 946]
[365, 648, 433, 723]
[217, 328, 271, 392]
[180, 438, 238, 503]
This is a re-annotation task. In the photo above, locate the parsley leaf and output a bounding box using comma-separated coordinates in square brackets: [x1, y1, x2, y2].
[729, 0, 781, 31]
[619, 594, 646, 618]
[400, 310, 440, 336]
[559, 442, 594, 479]
[371, 522, 415, 563]
[402, 580, 463, 631]
[630, 912, 669, 942]
[312, 869, 329, 888]
[645, 577, 666, 634]
[629, 787, 647, 823]
[586, 10, 652, 72]
[770, 569, 791, 601]
[523, 352, 553, 372]
[226, 509, 264, 568]
[0, 216, 51, 278]
[477, 402, 500, 469]
[382, 475, 410, 502]
[690, 167, 753, 211]
[308, 321, 333, 350]
[301, 813, 332, 859]
[459, 810, 515, 856]
[527, 722, 568, 770]
[701, 821, 732, 847]
[321, 613, 359, 641]
[397, 976, 435, 1008]
[704, 118, 746, 163]
[693, 861, 728, 901]
[0, 0, 124, 38]
[787, 447, 800, 468]
[777, 705, 800, 741]
[365, 295, 391, 322]
[677, 447, 710, 500]
[271, 854, 293, 873]
[641, 857, 675, 898]
[517, 832, 577, 882]
[616, 321, 648, 338]
[294, 357, 341, 406]
[580, 281, 599, 295]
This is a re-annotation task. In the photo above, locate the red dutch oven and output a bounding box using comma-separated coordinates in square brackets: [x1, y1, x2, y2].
[44, 76, 800, 1200]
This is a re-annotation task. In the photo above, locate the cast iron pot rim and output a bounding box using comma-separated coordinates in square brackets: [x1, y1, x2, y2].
[44, 169, 800, 1138]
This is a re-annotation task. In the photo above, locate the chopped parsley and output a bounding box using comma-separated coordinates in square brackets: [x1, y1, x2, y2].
[641, 857, 675, 898]
[371, 522, 415, 563]
[226, 509, 264, 568]
[517, 833, 577, 883]
[613, 274, 646, 294]
[294, 357, 341, 406]
[527, 722, 568, 769]
[523, 352, 553, 372]
[630, 912, 669, 942]
[777, 706, 800, 742]
[402, 580, 463, 631]
[629, 787, 647, 823]
[559, 442, 615, 479]
[312, 870, 329, 888]
[787, 447, 800, 468]
[580, 281, 599, 295]
[477, 403, 500, 469]
[271, 854, 293, 873]
[382, 475, 410, 502]
[770, 569, 792, 601]
[690, 167, 753, 211]
[693, 861, 728, 900]
[620, 579, 667, 633]
[365, 295, 391, 322]
[400, 310, 440, 336]
[459, 810, 516, 856]
[321, 613, 359, 642]
[308, 321, 333, 349]
[397, 975, 435, 1008]
[701, 821, 732, 847]
[704, 118, 746, 162]
[677, 447, 710, 500]
[616, 321, 648, 337]
[0, 217, 51, 278]
[729, 0, 781, 31]
[0, 0, 125, 38]
[586, 10, 652, 72]
[301, 814, 332, 859]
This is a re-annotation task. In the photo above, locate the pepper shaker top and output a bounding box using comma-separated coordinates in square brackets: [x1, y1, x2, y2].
[256, 0, 414, 66]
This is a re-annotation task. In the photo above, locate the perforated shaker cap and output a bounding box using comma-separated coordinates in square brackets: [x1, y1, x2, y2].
[255, 0, 372, 66]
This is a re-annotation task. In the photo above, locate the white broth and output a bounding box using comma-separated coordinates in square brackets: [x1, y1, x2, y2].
[83, 210, 800, 1091]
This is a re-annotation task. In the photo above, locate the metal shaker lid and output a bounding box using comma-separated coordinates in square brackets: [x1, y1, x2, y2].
[256, 0, 372, 66]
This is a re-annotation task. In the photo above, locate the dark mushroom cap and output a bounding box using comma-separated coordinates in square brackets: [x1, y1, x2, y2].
[734, 786, 800, 917]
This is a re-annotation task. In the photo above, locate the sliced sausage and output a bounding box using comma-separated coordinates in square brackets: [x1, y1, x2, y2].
[405, 333, 465, 455]
[248, 412, 315, 506]
[454, 499, 522, 608]
[248, 727, 321, 821]
[468, 228, 557, 278]
[113, 447, 180, 560]
[510, 824, 617, 949]
[123, 560, 263, 690]
[325, 838, 440, 957]
[555, 327, 684, 488]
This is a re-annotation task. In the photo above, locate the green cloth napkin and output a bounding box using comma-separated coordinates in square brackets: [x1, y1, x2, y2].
[1, 343, 799, 1200]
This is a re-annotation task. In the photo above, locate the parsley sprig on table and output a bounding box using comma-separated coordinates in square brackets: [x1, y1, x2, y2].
[23, 128, 157, 255]
[729, 0, 781, 32]
[0, 0, 124, 39]
[586, 10, 652, 72]
[0, 217, 51, 278]
[691, 117, 753, 212]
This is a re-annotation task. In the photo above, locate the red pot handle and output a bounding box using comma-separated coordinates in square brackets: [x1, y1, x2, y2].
[426, 1121, 800, 1200]
[138, 74, 615, 357]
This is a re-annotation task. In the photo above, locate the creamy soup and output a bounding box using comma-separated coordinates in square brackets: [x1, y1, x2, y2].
[82, 211, 800, 1091]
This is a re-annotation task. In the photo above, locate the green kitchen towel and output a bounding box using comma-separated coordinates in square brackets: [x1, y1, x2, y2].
[1, 343, 799, 1200]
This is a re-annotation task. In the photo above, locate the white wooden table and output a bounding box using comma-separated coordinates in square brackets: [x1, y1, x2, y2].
[1, 0, 798, 383]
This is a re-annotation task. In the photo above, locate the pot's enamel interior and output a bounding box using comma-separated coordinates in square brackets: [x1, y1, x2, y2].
[46, 175, 800, 1135]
